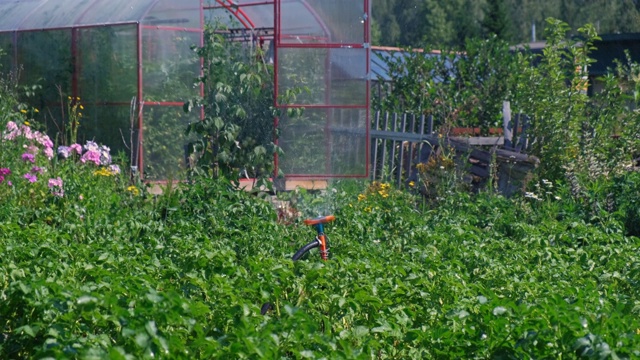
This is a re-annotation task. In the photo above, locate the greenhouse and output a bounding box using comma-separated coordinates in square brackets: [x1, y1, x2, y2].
[0, 0, 370, 180]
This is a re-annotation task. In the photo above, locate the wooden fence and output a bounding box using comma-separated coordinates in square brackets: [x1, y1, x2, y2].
[370, 107, 538, 195]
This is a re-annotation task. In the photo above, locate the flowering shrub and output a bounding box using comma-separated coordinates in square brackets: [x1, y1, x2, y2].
[1, 115, 133, 223]
[1, 121, 55, 197]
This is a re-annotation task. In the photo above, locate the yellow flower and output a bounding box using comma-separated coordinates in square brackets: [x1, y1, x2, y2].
[23, 121, 30, 126]
[78, 113, 83, 117]
[381, 193, 389, 198]
[409, 181, 415, 187]
[94, 168, 114, 177]
[68, 96, 72, 100]
[127, 185, 140, 196]
[34, 108, 39, 113]
[79, 105, 84, 110]
[20, 109, 27, 114]
[357, 194, 366, 201]
[364, 206, 371, 213]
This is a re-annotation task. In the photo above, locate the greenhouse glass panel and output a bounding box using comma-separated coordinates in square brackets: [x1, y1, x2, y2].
[143, 0, 202, 29]
[277, 47, 367, 106]
[279, 108, 367, 176]
[279, 0, 364, 44]
[142, 105, 200, 180]
[142, 29, 201, 102]
[0, 0, 42, 31]
[277, 47, 326, 105]
[19, 0, 99, 30]
[78, 25, 137, 103]
[75, 105, 134, 158]
[75, 0, 156, 26]
[17, 30, 72, 108]
[0, 32, 13, 71]
[329, 48, 367, 105]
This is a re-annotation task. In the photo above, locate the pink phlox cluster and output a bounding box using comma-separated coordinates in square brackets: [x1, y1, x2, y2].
[81, 141, 111, 165]
[23, 173, 37, 183]
[21, 153, 35, 163]
[70, 143, 82, 154]
[25, 144, 39, 155]
[48, 177, 64, 197]
[0, 167, 10, 184]
[44, 147, 54, 160]
[81, 150, 102, 165]
[3, 121, 54, 160]
[108, 164, 121, 175]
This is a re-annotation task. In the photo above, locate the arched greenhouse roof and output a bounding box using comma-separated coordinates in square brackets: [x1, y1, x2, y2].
[205, 0, 366, 44]
[0, 0, 201, 32]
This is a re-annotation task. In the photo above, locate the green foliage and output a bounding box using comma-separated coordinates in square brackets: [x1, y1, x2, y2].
[184, 24, 282, 185]
[376, 36, 521, 131]
[2, 133, 640, 358]
[373, 0, 640, 47]
[482, 0, 513, 41]
[379, 19, 640, 189]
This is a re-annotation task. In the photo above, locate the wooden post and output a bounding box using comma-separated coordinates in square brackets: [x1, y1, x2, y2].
[503, 101, 512, 148]
[371, 111, 381, 180]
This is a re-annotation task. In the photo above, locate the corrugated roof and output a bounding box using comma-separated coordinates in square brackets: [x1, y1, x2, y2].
[371, 47, 452, 82]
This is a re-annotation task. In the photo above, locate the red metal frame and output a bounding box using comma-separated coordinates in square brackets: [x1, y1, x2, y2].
[272, 0, 370, 179]
[6, 0, 368, 180]
[137, 23, 145, 174]
[273, 0, 280, 178]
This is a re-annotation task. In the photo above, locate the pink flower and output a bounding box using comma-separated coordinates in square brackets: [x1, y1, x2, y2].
[21, 153, 35, 163]
[21, 125, 34, 140]
[0, 168, 9, 184]
[3, 122, 19, 140]
[48, 177, 63, 188]
[23, 173, 37, 183]
[81, 150, 101, 165]
[31, 166, 44, 174]
[6, 121, 17, 132]
[70, 143, 82, 154]
[26, 145, 39, 155]
[48, 177, 64, 197]
[44, 147, 54, 160]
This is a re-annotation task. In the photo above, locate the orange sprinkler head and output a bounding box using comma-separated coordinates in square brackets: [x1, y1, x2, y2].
[303, 215, 336, 226]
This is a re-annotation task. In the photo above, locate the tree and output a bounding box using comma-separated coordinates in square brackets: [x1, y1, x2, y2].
[482, 0, 512, 41]
[420, 0, 454, 48]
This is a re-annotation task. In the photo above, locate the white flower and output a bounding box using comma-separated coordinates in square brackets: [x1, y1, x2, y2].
[493, 306, 507, 316]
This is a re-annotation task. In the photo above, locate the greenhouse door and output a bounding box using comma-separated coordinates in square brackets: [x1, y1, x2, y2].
[274, 0, 370, 178]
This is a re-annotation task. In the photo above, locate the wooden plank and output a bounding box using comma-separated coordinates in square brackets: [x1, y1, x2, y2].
[379, 112, 389, 181]
[387, 113, 398, 182]
[450, 136, 505, 146]
[503, 101, 512, 148]
[371, 110, 381, 180]
[516, 114, 530, 152]
[396, 114, 407, 187]
[407, 114, 417, 179]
